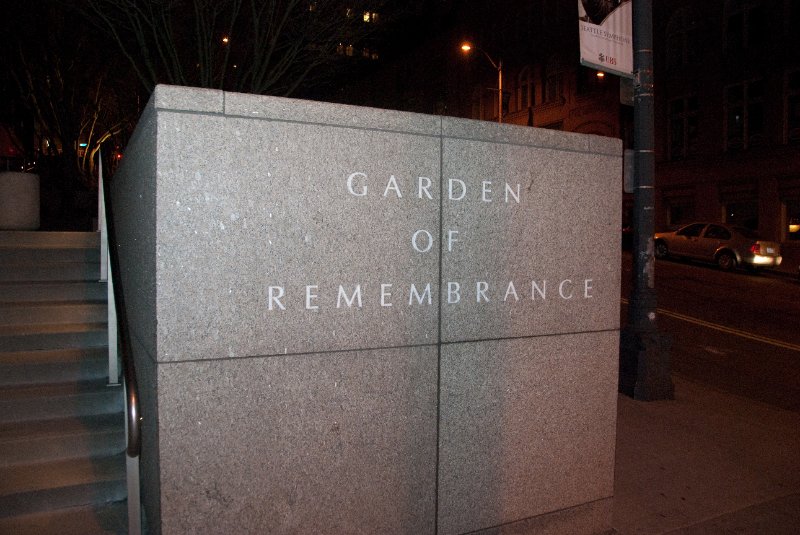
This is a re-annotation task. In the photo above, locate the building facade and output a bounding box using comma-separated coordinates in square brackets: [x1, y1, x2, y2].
[652, 0, 800, 258]
[326, 0, 800, 264]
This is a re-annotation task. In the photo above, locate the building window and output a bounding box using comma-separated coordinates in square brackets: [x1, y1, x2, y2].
[724, 0, 766, 51]
[667, 199, 695, 227]
[576, 66, 604, 96]
[517, 66, 532, 111]
[542, 56, 565, 104]
[725, 200, 758, 230]
[786, 70, 800, 145]
[668, 96, 699, 160]
[725, 79, 765, 151]
[787, 200, 800, 240]
[666, 8, 699, 70]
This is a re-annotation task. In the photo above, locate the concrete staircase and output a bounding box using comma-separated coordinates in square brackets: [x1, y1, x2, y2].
[0, 231, 127, 534]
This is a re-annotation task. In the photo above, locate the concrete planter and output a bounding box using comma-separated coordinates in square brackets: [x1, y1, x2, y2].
[0, 172, 40, 230]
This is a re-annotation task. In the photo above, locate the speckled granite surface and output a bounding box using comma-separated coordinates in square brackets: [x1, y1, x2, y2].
[113, 85, 621, 534]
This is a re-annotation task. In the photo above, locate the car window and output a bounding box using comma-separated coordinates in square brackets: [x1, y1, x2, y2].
[676, 223, 706, 237]
[704, 225, 731, 240]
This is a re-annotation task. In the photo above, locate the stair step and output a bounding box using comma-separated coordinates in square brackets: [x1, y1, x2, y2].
[0, 281, 107, 303]
[0, 231, 100, 249]
[0, 453, 127, 518]
[0, 247, 101, 265]
[0, 302, 107, 326]
[0, 322, 108, 351]
[0, 414, 125, 467]
[0, 501, 127, 535]
[0, 347, 109, 386]
[0, 381, 123, 424]
[0, 232, 127, 528]
[0, 262, 101, 282]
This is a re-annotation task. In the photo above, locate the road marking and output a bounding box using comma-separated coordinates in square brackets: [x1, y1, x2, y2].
[620, 298, 800, 352]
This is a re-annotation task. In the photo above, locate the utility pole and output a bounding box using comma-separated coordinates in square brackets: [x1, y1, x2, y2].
[619, 0, 674, 400]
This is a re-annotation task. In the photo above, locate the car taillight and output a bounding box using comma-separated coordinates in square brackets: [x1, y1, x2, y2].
[750, 244, 761, 254]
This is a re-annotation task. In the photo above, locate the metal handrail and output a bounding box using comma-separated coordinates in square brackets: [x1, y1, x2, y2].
[101, 163, 142, 458]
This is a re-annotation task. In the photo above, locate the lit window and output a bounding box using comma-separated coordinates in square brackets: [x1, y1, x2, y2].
[786, 200, 800, 240]
[345, 44, 354, 57]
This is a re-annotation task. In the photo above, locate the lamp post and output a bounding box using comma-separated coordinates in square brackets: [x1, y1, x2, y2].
[461, 42, 503, 123]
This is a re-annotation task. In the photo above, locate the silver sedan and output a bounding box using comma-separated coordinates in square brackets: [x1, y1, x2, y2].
[654, 222, 782, 272]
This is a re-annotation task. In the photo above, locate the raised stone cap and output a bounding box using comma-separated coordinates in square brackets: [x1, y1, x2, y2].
[152, 84, 225, 114]
[147, 84, 439, 136]
[147, 85, 622, 157]
[224, 91, 440, 136]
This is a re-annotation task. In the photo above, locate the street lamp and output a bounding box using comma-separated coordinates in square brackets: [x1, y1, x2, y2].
[461, 42, 503, 123]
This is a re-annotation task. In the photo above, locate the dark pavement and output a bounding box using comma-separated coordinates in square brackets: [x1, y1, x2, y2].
[612, 375, 800, 534]
[613, 252, 800, 534]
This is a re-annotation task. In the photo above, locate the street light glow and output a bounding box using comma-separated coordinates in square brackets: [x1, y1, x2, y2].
[596, 71, 605, 79]
[457, 41, 503, 123]
[222, 36, 230, 44]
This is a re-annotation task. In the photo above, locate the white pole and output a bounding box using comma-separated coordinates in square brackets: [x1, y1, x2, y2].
[99, 156, 108, 282]
[100, 155, 120, 386]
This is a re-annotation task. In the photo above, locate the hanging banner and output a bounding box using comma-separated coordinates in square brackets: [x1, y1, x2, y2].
[578, 0, 633, 78]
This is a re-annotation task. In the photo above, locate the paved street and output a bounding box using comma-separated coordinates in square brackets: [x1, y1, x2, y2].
[621, 253, 800, 412]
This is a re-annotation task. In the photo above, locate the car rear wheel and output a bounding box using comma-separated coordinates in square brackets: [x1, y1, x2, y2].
[654, 241, 668, 259]
[717, 251, 736, 271]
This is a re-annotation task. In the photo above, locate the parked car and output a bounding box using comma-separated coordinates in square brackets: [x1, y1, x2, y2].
[654, 222, 782, 272]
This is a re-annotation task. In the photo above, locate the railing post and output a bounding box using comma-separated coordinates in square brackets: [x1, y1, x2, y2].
[98, 150, 142, 533]
[99, 159, 108, 283]
[99, 156, 120, 385]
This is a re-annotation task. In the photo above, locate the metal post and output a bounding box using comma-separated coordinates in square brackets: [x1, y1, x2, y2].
[619, 0, 673, 400]
[99, 159, 108, 283]
[98, 155, 121, 386]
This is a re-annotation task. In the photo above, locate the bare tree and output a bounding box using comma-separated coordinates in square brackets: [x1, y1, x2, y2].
[2, 2, 135, 185]
[84, 0, 392, 96]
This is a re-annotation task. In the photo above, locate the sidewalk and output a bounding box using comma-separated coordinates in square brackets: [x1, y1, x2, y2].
[612, 374, 800, 534]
